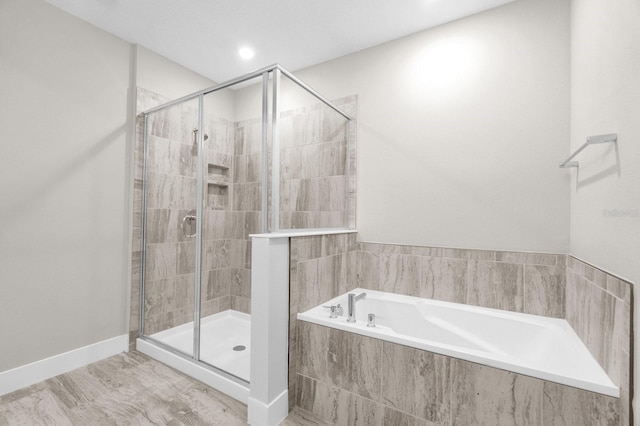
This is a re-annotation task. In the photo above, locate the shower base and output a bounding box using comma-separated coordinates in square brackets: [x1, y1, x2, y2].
[137, 310, 251, 403]
[149, 310, 251, 382]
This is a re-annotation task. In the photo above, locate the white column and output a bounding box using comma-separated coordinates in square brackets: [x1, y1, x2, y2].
[247, 235, 289, 426]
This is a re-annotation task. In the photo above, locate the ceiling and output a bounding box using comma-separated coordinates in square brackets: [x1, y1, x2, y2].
[44, 0, 515, 84]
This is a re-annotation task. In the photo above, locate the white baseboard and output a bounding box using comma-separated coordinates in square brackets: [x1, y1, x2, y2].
[0, 334, 129, 397]
[247, 389, 288, 426]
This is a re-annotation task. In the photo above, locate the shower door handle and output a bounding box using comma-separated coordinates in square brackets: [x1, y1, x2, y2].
[182, 209, 197, 238]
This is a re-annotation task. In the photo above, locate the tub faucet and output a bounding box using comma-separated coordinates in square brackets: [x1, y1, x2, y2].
[347, 292, 366, 323]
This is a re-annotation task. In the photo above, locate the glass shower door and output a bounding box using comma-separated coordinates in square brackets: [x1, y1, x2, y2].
[141, 97, 200, 358]
[195, 77, 264, 383]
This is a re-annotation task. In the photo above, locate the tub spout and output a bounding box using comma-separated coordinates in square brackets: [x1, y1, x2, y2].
[347, 292, 366, 323]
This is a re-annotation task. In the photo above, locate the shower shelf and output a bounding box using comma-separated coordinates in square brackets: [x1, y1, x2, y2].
[207, 162, 230, 188]
[208, 179, 229, 187]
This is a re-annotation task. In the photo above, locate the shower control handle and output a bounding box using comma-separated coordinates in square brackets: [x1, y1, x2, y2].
[182, 209, 197, 238]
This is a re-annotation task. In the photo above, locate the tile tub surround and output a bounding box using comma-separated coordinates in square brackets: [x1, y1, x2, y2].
[297, 321, 625, 426]
[288, 240, 633, 424]
[289, 233, 359, 409]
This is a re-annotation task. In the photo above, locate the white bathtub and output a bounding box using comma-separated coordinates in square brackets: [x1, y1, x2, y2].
[297, 288, 618, 397]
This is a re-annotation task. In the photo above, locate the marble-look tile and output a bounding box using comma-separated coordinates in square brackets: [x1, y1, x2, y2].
[297, 375, 385, 426]
[231, 295, 250, 314]
[176, 241, 195, 275]
[298, 322, 329, 381]
[442, 248, 495, 261]
[620, 349, 631, 426]
[144, 311, 174, 335]
[144, 243, 176, 282]
[232, 268, 251, 298]
[356, 250, 380, 290]
[178, 143, 198, 178]
[317, 254, 346, 298]
[232, 182, 261, 211]
[379, 254, 421, 297]
[451, 359, 542, 426]
[322, 108, 349, 143]
[409, 246, 443, 257]
[246, 152, 262, 183]
[467, 261, 524, 312]
[202, 239, 232, 270]
[146, 173, 196, 210]
[523, 265, 565, 317]
[0, 387, 75, 426]
[233, 154, 247, 183]
[4, 352, 250, 425]
[229, 239, 248, 269]
[144, 277, 175, 317]
[245, 211, 262, 235]
[359, 243, 412, 255]
[495, 251, 558, 266]
[381, 343, 450, 423]
[383, 407, 436, 426]
[279, 108, 321, 149]
[321, 233, 351, 257]
[148, 136, 181, 176]
[202, 268, 231, 300]
[325, 175, 347, 212]
[542, 382, 620, 426]
[201, 296, 227, 317]
[173, 273, 194, 309]
[606, 275, 631, 304]
[565, 272, 619, 384]
[297, 255, 345, 312]
[420, 256, 468, 304]
[281, 407, 333, 426]
[295, 236, 323, 261]
[320, 140, 347, 177]
[145, 209, 179, 244]
[327, 328, 382, 400]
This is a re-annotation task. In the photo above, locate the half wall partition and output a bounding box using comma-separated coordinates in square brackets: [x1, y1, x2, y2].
[136, 65, 354, 412]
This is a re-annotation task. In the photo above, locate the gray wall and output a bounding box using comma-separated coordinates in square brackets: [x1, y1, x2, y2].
[569, 0, 640, 417]
[0, 0, 131, 371]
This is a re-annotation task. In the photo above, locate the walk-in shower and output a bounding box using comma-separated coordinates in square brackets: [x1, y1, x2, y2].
[135, 64, 355, 419]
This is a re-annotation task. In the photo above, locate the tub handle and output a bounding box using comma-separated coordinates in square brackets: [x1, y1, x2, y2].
[323, 304, 343, 319]
[367, 313, 376, 327]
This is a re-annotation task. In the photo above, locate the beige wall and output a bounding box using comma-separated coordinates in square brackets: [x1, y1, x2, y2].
[292, 0, 571, 254]
[569, 0, 640, 418]
[0, 0, 131, 371]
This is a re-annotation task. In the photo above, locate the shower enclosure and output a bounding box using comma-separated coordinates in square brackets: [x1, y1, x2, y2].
[135, 65, 354, 410]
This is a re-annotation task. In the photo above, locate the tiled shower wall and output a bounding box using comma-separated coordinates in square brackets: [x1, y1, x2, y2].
[289, 239, 633, 425]
[279, 96, 357, 230]
[131, 90, 358, 349]
[130, 88, 255, 346]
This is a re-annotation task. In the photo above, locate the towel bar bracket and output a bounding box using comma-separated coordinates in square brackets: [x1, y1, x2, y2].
[559, 133, 617, 168]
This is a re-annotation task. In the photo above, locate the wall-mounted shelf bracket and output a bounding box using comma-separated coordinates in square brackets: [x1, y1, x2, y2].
[559, 133, 617, 168]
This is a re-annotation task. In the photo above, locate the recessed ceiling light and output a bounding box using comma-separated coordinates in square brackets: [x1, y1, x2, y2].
[238, 47, 255, 60]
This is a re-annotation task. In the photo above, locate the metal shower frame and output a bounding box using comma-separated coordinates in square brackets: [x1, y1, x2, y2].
[137, 64, 353, 386]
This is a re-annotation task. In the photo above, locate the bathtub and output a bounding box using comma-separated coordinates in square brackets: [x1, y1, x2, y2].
[297, 288, 618, 397]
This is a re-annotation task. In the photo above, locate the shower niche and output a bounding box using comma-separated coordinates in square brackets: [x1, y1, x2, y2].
[136, 65, 355, 414]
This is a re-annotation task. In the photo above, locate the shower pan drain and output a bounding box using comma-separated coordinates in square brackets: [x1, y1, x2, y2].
[233, 345, 246, 352]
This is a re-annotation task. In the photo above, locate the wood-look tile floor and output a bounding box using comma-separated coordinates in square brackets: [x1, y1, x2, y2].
[0, 352, 326, 426]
